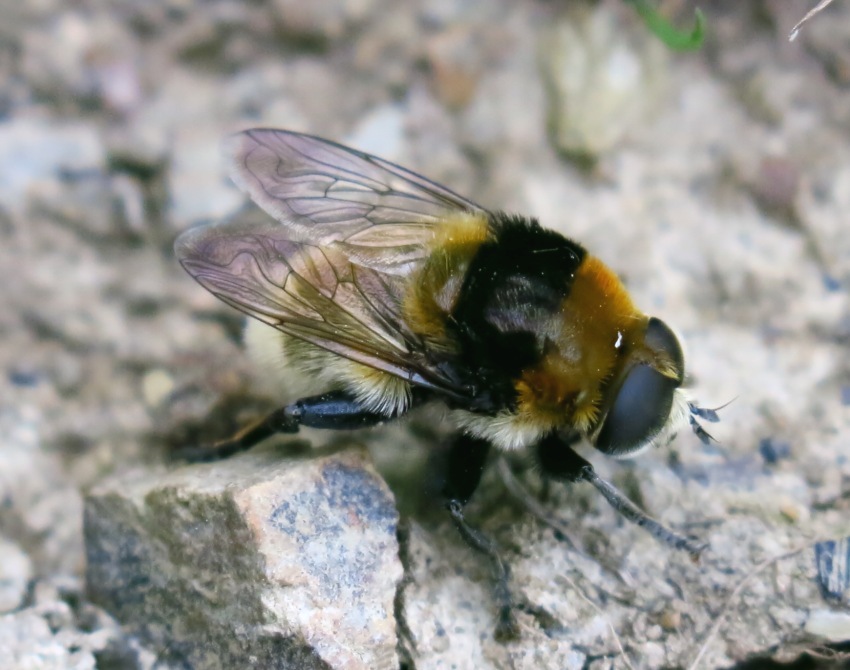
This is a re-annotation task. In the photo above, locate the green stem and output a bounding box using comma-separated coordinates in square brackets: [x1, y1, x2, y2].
[630, 1, 706, 52]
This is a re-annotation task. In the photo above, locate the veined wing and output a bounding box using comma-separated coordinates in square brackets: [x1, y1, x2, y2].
[176, 130, 485, 397]
[224, 128, 484, 275]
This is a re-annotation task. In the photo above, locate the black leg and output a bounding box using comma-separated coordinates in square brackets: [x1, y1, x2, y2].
[436, 433, 519, 641]
[394, 519, 417, 665]
[178, 390, 399, 462]
[535, 432, 706, 559]
[440, 432, 492, 505]
[447, 500, 518, 641]
[535, 431, 591, 482]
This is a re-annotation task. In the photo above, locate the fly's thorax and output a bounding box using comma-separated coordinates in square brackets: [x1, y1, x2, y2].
[401, 212, 688, 456]
[511, 253, 646, 436]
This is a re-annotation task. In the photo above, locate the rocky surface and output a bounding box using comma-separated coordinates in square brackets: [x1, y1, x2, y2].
[1, 0, 849, 668]
[85, 446, 402, 670]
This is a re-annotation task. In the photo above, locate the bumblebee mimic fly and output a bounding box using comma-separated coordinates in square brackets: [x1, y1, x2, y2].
[175, 129, 719, 639]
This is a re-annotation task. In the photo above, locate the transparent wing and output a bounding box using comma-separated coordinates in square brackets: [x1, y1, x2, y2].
[176, 130, 485, 396]
[224, 128, 485, 275]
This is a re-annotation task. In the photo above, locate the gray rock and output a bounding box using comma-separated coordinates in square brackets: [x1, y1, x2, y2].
[85, 446, 403, 670]
[270, 0, 381, 41]
[0, 575, 150, 670]
[0, 406, 84, 576]
[0, 609, 95, 670]
[0, 119, 104, 211]
[166, 119, 244, 228]
[345, 103, 406, 162]
[20, 9, 140, 111]
[0, 537, 32, 614]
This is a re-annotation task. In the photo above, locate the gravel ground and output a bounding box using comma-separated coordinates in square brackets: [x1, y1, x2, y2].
[1, 1, 849, 669]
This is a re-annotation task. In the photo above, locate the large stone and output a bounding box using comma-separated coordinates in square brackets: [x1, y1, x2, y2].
[84, 446, 402, 670]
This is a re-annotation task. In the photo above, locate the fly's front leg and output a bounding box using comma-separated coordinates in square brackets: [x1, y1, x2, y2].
[177, 390, 395, 462]
[438, 433, 519, 641]
[536, 432, 706, 559]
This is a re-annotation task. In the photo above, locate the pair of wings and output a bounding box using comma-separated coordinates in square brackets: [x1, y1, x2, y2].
[175, 129, 485, 397]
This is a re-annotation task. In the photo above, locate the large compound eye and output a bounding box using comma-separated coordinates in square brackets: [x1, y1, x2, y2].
[595, 364, 679, 456]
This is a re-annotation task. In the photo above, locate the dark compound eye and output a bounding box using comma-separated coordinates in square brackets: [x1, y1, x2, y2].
[595, 363, 679, 456]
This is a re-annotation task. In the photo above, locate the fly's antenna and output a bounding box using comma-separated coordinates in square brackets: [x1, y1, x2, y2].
[687, 397, 733, 445]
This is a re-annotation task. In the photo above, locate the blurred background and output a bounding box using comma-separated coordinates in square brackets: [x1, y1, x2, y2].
[1, 0, 849, 668]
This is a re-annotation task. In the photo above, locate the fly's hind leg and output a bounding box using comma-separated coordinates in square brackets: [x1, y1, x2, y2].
[438, 433, 519, 641]
[177, 390, 396, 462]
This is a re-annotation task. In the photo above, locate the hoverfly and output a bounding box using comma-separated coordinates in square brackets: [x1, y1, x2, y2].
[176, 129, 718, 639]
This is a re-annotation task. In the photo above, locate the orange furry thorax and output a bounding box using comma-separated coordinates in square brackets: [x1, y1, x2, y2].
[403, 212, 653, 441]
[514, 255, 646, 435]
